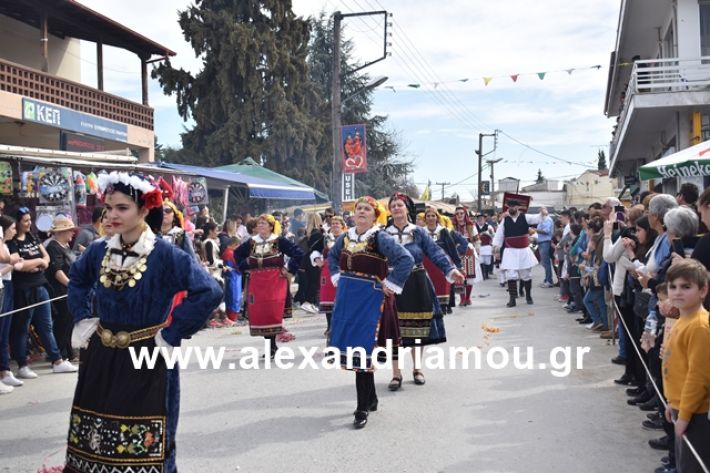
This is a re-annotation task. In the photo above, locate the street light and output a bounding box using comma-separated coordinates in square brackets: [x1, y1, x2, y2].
[486, 158, 503, 212]
[341, 76, 389, 107]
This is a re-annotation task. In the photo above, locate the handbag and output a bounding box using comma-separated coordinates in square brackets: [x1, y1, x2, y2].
[633, 291, 651, 320]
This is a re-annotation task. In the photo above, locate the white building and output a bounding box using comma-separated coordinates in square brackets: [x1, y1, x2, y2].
[564, 169, 620, 207]
[604, 0, 710, 193]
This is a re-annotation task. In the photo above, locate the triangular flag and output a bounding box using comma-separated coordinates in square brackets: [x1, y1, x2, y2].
[510, 74, 519, 82]
[566, 68, 574, 75]
[537, 72, 546, 80]
[407, 83, 421, 88]
[483, 77, 493, 86]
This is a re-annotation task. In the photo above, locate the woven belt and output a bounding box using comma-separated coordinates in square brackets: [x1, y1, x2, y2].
[97, 323, 165, 349]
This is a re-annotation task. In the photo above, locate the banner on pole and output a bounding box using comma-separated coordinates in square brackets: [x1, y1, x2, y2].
[342, 173, 355, 202]
[341, 124, 368, 174]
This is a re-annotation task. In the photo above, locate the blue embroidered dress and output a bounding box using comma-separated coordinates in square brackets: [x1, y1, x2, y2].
[64, 232, 222, 473]
[327, 226, 413, 369]
[385, 223, 456, 345]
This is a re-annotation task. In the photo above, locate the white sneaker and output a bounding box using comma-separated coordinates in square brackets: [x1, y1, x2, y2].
[301, 303, 318, 314]
[585, 322, 595, 330]
[17, 366, 38, 379]
[1, 372, 24, 387]
[52, 360, 78, 374]
[0, 382, 13, 394]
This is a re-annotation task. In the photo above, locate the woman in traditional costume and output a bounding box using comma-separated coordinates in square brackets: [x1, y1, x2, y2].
[385, 193, 464, 390]
[64, 172, 222, 473]
[234, 214, 303, 358]
[422, 207, 463, 314]
[453, 205, 479, 306]
[327, 196, 413, 429]
[311, 215, 346, 337]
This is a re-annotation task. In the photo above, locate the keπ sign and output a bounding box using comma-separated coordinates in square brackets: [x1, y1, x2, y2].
[342, 173, 355, 202]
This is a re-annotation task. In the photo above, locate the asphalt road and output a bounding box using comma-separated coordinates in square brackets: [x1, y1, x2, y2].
[1, 267, 663, 473]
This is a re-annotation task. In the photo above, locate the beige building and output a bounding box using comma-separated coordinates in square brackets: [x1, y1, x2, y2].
[0, 1, 175, 162]
[564, 170, 620, 207]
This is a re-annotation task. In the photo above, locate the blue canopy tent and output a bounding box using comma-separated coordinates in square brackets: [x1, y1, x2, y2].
[155, 162, 328, 222]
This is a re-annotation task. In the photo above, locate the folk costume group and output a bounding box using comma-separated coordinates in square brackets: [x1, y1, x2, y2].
[62, 172, 546, 471]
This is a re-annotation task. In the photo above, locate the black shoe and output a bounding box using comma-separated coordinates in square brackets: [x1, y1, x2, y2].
[614, 374, 635, 385]
[526, 296, 533, 305]
[353, 410, 368, 429]
[388, 376, 403, 391]
[642, 418, 664, 431]
[506, 298, 516, 307]
[611, 356, 626, 365]
[626, 386, 644, 396]
[648, 435, 671, 451]
[647, 412, 661, 421]
[654, 466, 676, 473]
[627, 391, 653, 405]
[577, 317, 592, 324]
[639, 396, 659, 411]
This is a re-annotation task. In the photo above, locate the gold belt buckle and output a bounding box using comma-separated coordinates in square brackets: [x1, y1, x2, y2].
[100, 328, 131, 349]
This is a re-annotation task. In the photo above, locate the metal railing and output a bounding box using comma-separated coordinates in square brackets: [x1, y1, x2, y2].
[0, 58, 153, 130]
[610, 56, 710, 150]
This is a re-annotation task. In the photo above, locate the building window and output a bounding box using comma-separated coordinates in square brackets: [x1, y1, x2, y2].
[702, 114, 710, 141]
[701, 2, 710, 57]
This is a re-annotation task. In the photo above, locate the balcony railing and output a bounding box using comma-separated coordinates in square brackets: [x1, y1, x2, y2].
[0, 58, 153, 130]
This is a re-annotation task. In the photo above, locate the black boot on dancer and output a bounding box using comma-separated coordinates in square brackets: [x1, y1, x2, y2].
[354, 372, 373, 429]
[263, 336, 278, 359]
[524, 280, 533, 305]
[506, 280, 517, 307]
[518, 279, 525, 297]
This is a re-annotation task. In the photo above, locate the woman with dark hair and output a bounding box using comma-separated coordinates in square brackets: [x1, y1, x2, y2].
[691, 187, 710, 270]
[299, 213, 324, 314]
[64, 171, 222, 473]
[311, 216, 346, 336]
[386, 193, 464, 390]
[234, 214, 303, 358]
[452, 205, 478, 306]
[8, 207, 76, 379]
[614, 215, 658, 388]
[0, 215, 21, 391]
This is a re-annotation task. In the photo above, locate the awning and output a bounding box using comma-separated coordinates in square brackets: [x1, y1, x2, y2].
[157, 162, 317, 201]
[639, 139, 710, 180]
[216, 158, 329, 202]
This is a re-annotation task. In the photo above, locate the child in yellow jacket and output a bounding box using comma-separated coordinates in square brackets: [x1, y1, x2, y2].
[662, 259, 710, 473]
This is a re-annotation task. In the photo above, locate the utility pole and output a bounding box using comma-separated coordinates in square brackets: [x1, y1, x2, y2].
[435, 181, 450, 200]
[331, 10, 390, 212]
[476, 130, 498, 212]
[486, 158, 503, 213]
[331, 11, 343, 212]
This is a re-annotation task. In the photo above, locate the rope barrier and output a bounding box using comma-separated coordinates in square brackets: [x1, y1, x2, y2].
[0, 294, 68, 319]
[608, 266, 709, 473]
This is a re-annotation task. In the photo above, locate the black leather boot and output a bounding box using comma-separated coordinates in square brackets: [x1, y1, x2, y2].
[518, 280, 525, 297]
[506, 280, 517, 307]
[524, 280, 533, 304]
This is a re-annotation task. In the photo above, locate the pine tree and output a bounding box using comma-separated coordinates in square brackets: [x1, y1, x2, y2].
[152, 0, 325, 184]
[597, 150, 607, 171]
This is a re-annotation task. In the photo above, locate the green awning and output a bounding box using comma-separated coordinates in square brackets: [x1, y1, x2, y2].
[216, 158, 329, 201]
[639, 140, 710, 180]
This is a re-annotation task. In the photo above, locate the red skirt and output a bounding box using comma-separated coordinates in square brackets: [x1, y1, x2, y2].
[319, 264, 336, 312]
[246, 268, 287, 336]
[423, 256, 450, 306]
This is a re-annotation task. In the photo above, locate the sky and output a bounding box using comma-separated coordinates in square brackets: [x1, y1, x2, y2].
[76, 0, 620, 199]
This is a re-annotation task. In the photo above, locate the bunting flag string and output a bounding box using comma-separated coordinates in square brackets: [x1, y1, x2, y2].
[382, 63, 604, 91]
